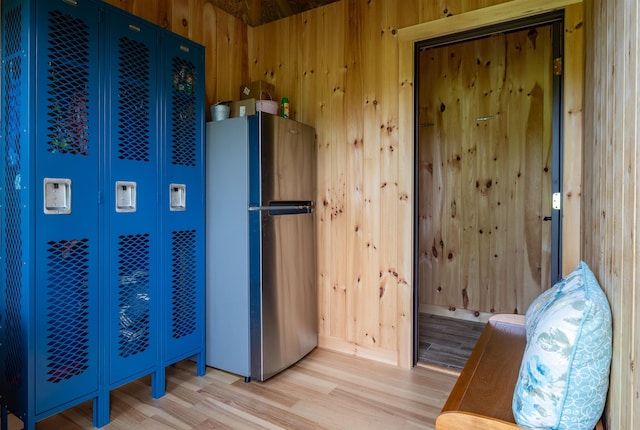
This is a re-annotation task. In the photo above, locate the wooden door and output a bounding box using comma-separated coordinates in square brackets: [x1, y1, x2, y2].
[417, 25, 554, 317]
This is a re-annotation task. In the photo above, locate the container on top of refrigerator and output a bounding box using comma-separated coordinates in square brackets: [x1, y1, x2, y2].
[211, 102, 231, 121]
[229, 99, 256, 118]
[240, 80, 274, 101]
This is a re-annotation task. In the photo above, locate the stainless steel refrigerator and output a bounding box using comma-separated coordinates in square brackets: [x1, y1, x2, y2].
[205, 112, 317, 381]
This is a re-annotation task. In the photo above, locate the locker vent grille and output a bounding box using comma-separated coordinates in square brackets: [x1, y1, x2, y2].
[170, 57, 197, 167]
[171, 230, 197, 339]
[46, 9, 91, 156]
[117, 37, 151, 162]
[117, 234, 151, 358]
[2, 5, 24, 390]
[4, 5, 21, 56]
[45, 239, 92, 383]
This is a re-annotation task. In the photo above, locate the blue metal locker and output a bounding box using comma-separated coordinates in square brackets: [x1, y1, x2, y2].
[1, 0, 102, 428]
[103, 6, 161, 390]
[0, 1, 205, 428]
[157, 32, 206, 396]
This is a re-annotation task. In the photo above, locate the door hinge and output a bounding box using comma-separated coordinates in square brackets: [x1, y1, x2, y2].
[552, 192, 561, 210]
[553, 57, 563, 76]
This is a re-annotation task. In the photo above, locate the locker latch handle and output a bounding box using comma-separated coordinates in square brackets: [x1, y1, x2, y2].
[170, 184, 186, 211]
[44, 178, 72, 215]
[115, 181, 137, 213]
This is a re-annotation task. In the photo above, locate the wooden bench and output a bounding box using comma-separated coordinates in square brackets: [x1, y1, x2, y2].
[435, 314, 604, 430]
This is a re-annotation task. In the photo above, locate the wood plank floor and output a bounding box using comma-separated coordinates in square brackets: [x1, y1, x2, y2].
[417, 313, 486, 370]
[8, 349, 457, 430]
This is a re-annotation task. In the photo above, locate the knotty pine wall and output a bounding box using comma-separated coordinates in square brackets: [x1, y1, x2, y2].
[247, 0, 584, 368]
[583, 0, 640, 428]
[417, 27, 554, 318]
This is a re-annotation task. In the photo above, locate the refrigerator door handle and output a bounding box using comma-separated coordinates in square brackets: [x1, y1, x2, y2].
[248, 200, 314, 215]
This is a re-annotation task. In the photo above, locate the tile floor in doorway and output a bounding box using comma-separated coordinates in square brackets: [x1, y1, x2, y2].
[418, 313, 486, 370]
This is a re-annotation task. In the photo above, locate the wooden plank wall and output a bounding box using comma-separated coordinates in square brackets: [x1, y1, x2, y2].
[417, 28, 554, 317]
[583, 0, 639, 429]
[104, 0, 248, 117]
[246, 0, 583, 367]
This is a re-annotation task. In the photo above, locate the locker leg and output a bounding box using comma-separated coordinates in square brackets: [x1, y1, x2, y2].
[1, 406, 7, 430]
[24, 414, 35, 430]
[196, 351, 205, 377]
[94, 392, 110, 428]
[152, 369, 166, 399]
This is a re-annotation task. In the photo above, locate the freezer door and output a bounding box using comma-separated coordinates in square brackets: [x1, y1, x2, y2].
[258, 113, 316, 204]
[251, 208, 317, 381]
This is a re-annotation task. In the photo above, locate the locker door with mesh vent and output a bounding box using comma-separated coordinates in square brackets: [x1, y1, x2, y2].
[32, 0, 102, 416]
[104, 9, 161, 387]
[0, 0, 31, 418]
[160, 33, 205, 371]
[1, 0, 103, 426]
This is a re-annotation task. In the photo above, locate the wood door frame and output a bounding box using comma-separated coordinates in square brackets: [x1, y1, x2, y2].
[396, 0, 584, 368]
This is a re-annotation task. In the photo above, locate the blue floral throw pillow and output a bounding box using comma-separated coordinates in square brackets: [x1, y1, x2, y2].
[512, 261, 612, 429]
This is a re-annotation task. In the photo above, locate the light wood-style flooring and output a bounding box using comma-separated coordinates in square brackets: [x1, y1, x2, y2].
[8, 349, 457, 430]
